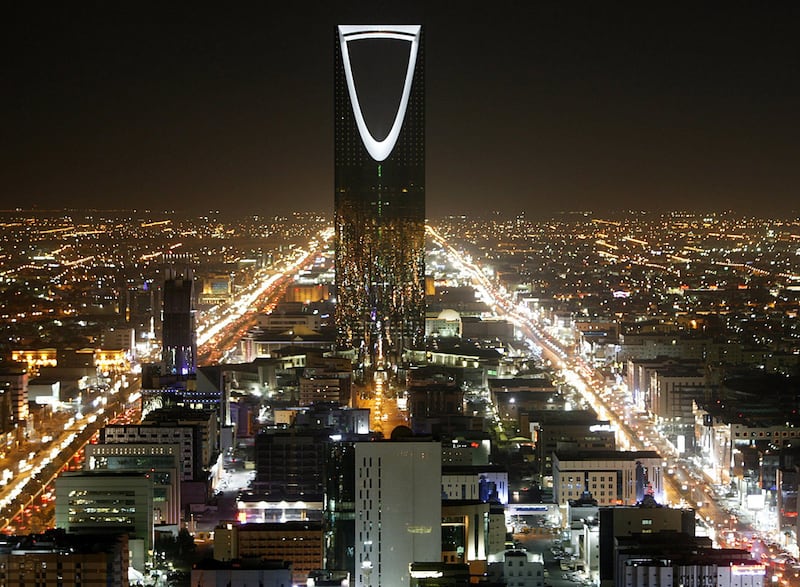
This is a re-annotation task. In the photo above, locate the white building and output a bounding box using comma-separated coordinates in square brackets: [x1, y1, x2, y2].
[355, 441, 442, 587]
[503, 550, 545, 587]
[622, 560, 765, 587]
[84, 442, 182, 525]
[102, 425, 197, 480]
[441, 465, 509, 504]
[553, 450, 664, 506]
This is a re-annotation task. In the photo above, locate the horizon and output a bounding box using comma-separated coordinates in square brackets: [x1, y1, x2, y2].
[4, 2, 798, 217]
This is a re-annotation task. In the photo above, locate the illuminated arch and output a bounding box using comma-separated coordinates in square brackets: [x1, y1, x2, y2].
[338, 25, 421, 162]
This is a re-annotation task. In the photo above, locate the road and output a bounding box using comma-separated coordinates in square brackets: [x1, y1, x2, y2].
[436, 229, 800, 582]
[0, 230, 332, 534]
[431, 229, 779, 561]
[196, 228, 333, 365]
[0, 377, 141, 533]
[356, 371, 409, 437]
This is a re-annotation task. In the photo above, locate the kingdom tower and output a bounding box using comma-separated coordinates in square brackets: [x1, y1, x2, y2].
[334, 25, 425, 369]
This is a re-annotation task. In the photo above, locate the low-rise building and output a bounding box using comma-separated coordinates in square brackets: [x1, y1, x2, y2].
[191, 558, 293, 587]
[553, 450, 664, 506]
[0, 530, 129, 587]
[213, 521, 323, 585]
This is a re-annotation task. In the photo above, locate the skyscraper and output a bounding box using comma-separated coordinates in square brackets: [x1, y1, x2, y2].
[354, 441, 442, 587]
[334, 25, 426, 368]
[162, 266, 196, 375]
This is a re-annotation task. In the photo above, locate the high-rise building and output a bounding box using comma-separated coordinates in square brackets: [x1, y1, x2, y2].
[0, 362, 29, 426]
[354, 441, 441, 587]
[162, 266, 196, 375]
[334, 25, 426, 368]
[55, 471, 155, 571]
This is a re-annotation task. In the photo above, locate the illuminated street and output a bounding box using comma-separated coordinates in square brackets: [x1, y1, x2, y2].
[430, 224, 800, 585]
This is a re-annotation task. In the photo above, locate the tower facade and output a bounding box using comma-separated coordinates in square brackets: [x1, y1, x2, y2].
[161, 266, 196, 375]
[354, 441, 442, 587]
[334, 25, 426, 368]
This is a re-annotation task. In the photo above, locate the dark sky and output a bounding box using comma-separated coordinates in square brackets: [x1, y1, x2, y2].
[4, 2, 799, 217]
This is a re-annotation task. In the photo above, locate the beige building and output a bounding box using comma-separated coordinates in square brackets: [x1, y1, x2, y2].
[0, 532, 129, 587]
[213, 521, 323, 585]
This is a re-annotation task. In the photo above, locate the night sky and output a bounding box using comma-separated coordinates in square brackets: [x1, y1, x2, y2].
[4, 2, 799, 217]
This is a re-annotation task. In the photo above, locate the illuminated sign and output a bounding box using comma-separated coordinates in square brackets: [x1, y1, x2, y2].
[407, 525, 432, 534]
[731, 564, 765, 576]
[589, 424, 613, 432]
[338, 24, 421, 161]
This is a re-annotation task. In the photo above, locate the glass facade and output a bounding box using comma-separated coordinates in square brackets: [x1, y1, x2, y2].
[334, 25, 426, 368]
[162, 266, 196, 375]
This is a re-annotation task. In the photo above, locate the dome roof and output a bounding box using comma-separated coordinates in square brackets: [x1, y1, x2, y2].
[437, 309, 461, 322]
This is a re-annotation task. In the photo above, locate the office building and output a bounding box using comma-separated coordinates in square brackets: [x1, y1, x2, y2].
[55, 471, 154, 571]
[162, 266, 196, 376]
[334, 24, 426, 367]
[598, 503, 696, 586]
[530, 410, 616, 479]
[213, 521, 323, 585]
[614, 534, 762, 587]
[0, 362, 28, 426]
[354, 440, 441, 587]
[253, 429, 327, 497]
[441, 465, 509, 504]
[84, 443, 182, 525]
[553, 450, 665, 506]
[101, 417, 209, 482]
[0, 530, 129, 587]
[441, 500, 497, 567]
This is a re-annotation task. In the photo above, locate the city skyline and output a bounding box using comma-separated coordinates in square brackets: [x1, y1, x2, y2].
[4, 2, 799, 217]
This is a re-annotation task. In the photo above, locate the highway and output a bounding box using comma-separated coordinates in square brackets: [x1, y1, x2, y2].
[1, 229, 333, 534]
[429, 227, 772, 553]
[196, 228, 333, 365]
[0, 376, 141, 533]
[433, 227, 800, 582]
